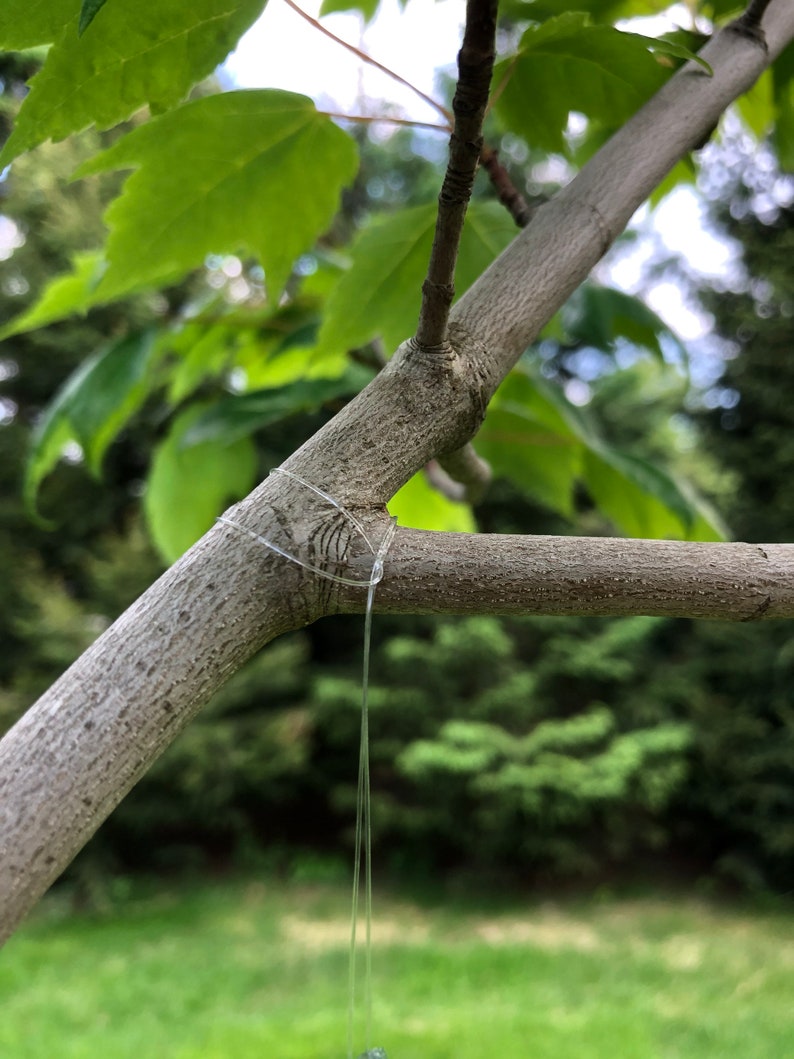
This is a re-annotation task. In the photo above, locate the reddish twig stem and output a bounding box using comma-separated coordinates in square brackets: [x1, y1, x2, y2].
[282, 0, 452, 125]
[414, 0, 499, 351]
[321, 111, 449, 132]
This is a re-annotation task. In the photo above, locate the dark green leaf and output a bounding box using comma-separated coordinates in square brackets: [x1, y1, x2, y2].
[317, 200, 516, 358]
[699, 0, 743, 18]
[68, 329, 160, 474]
[78, 0, 110, 36]
[145, 406, 259, 562]
[477, 365, 725, 539]
[478, 369, 582, 515]
[181, 366, 372, 447]
[494, 14, 668, 154]
[75, 90, 358, 304]
[564, 283, 687, 362]
[0, 0, 268, 166]
[583, 445, 725, 539]
[25, 329, 160, 512]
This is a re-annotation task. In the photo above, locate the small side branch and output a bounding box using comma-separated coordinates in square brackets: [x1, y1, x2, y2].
[480, 145, 534, 228]
[339, 529, 794, 621]
[731, 0, 774, 45]
[737, 0, 774, 30]
[283, 0, 452, 125]
[415, 0, 499, 351]
[426, 444, 492, 504]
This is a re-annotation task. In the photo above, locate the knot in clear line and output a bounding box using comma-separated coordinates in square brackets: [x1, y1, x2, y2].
[216, 467, 397, 591]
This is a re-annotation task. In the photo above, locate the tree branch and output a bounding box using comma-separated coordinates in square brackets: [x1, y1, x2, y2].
[1, 7, 794, 942]
[338, 528, 794, 621]
[435, 444, 492, 503]
[480, 144, 534, 228]
[733, 0, 775, 38]
[415, 0, 498, 351]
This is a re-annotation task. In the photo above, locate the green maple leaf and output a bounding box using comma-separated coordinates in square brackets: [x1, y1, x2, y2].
[25, 329, 160, 515]
[145, 405, 259, 562]
[75, 90, 359, 303]
[0, 251, 106, 341]
[317, 200, 516, 358]
[495, 13, 668, 154]
[0, 0, 268, 166]
[0, 0, 76, 50]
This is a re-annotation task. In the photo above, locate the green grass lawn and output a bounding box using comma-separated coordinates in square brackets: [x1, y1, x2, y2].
[1, 875, 793, 1058]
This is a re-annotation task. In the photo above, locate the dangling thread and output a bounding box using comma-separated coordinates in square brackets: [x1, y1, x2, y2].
[216, 467, 395, 1059]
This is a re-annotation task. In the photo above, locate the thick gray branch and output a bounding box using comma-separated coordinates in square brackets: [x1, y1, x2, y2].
[1, 10, 794, 942]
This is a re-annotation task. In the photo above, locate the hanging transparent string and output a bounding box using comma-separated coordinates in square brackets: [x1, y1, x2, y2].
[216, 467, 395, 1059]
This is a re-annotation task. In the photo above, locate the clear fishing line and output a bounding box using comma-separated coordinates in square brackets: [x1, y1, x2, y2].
[217, 467, 395, 1059]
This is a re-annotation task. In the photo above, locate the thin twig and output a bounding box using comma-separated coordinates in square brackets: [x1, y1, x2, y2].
[435, 444, 492, 503]
[731, 0, 774, 45]
[480, 145, 534, 228]
[738, 0, 774, 30]
[321, 111, 450, 133]
[282, 0, 452, 124]
[414, 0, 499, 351]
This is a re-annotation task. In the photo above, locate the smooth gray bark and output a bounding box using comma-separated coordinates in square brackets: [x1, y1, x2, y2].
[2, 6, 794, 943]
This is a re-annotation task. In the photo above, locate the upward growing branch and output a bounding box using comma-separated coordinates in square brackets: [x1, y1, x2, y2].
[414, 0, 498, 351]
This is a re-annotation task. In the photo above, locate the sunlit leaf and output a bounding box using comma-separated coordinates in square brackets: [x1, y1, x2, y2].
[494, 14, 668, 154]
[75, 90, 358, 304]
[0, 251, 106, 340]
[0, 0, 268, 166]
[162, 323, 238, 405]
[317, 200, 516, 358]
[649, 157, 695, 207]
[736, 69, 774, 139]
[0, 0, 75, 49]
[144, 405, 258, 562]
[388, 471, 476, 533]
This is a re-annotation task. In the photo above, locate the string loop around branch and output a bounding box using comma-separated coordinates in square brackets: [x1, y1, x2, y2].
[216, 467, 397, 590]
